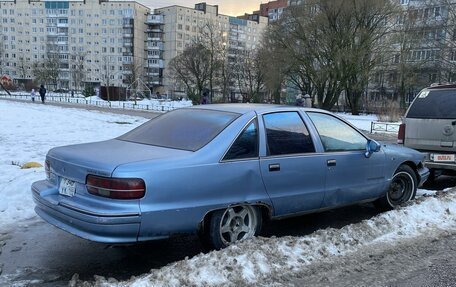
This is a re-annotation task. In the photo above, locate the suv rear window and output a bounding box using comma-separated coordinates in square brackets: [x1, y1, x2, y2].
[407, 89, 456, 119]
[118, 109, 240, 151]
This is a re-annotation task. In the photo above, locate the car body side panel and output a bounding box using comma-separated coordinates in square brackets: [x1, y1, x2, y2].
[259, 154, 326, 216]
[115, 159, 270, 239]
[321, 150, 387, 207]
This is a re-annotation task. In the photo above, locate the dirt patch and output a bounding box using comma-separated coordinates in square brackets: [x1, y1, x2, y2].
[284, 230, 456, 287]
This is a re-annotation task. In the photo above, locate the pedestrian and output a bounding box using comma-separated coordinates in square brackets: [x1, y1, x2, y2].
[39, 84, 46, 104]
[201, 92, 208, 105]
[30, 89, 36, 102]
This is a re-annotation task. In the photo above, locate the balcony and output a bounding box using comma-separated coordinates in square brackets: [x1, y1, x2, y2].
[123, 33, 133, 38]
[57, 22, 68, 28]
[146, 42, 164, 50]
[146, 37, 162, 42]
[147, 54, 161, 59]
[146, 59, 164, 68]
[146, 14, 164, 25]
[146, 28, 163, 33]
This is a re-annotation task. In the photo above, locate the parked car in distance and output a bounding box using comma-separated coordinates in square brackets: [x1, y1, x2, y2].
[32, 104, 429, 249]
[398, 84, 456, 180]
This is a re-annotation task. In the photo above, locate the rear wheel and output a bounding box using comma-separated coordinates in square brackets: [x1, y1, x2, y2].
[205, 205, 262, 250]
[375, 165, 417, 211]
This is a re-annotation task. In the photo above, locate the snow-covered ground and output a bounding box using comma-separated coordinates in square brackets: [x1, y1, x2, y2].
[0, 101, 147, 231]
[0, 100, 454, 287]
[0, 91, 193, 112]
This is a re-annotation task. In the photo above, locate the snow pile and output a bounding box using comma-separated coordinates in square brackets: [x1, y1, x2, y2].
[71, 190, 456, 287]
[0, 101, 146, 231]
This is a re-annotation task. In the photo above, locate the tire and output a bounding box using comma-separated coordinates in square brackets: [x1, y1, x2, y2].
[375, 165, 417, 211]
[205, 205, 262, 250]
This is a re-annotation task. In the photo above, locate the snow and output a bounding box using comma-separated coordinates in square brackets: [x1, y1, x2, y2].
[0, 100, 146, 230]
[1, 91, 193, 112]
[1, 100, 455, 287]
[337, 113, 380, 132]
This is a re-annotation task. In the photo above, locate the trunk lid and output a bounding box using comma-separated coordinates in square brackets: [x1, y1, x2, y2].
[47, 139, 191, 183]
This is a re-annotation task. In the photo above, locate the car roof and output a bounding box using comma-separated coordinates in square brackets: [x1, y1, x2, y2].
[427, 84, 456, 90]
[186, 103, 326, 115]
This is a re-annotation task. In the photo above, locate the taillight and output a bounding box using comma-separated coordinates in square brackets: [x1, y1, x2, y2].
[397, 123, 405, 144]
[45, 160, 51, 179]
[86, 175, 145, 199]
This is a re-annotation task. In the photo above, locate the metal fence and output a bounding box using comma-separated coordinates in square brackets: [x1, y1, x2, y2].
[370, 121, 400, 134]
[0, 92, 184, 112]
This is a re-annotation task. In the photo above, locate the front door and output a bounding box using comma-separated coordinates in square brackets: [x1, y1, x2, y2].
[306, 112, 386, 207]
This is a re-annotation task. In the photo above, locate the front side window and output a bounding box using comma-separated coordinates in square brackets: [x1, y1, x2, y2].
[263, 112, 315, 156]
[308, 112, 367, 152]
[118, 109, 239, 151]
[223, 119, 258, 161]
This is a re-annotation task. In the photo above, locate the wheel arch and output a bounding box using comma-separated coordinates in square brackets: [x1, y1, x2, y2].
[399, 160, 421, 183]
[197, 202, 273, 235]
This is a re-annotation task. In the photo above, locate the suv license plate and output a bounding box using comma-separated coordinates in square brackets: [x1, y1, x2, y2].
[59, 178, 76, 197]
[431, 154, 455, 162]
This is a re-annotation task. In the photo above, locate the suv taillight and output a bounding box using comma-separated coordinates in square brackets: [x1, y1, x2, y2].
[397, 123, 405, 144]
[86, 175, 145, 199]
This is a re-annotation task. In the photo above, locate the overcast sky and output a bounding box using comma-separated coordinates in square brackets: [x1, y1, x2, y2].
[139, 0, 263, 16]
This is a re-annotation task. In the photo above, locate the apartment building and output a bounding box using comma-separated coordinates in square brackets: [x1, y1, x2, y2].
[0, 1, 267, 96]
[368, 0, 455, 105]
[0, 0, 148, 90]
[154, 3, 268, 95]
[257, 0, 288, 22]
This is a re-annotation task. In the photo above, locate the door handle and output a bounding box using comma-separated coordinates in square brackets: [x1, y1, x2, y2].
[327, 159, 336, 167]
[269, 164, 280, 172]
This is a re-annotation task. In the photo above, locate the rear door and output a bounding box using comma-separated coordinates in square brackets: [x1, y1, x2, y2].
[405, 89, 456, 153]
[259, 111, 326, 216]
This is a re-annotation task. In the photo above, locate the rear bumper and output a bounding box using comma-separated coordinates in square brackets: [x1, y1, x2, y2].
[32, 180, 144, 243]
[424, 161, 456, 171]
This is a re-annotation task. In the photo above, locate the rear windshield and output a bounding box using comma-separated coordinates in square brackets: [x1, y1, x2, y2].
[118, 108, 240, 151]
[407, 89, 456, 119]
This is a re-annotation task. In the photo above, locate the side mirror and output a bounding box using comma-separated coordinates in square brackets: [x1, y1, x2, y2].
[365, 139, 381, 158]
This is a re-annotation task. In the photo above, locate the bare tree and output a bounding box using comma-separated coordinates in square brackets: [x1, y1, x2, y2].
[70, 52, 86, 92]
[168, 43, 211, 104]
[197, 21, 227, 102]
[340, 0, 398, 114]
[32, 44, 59, 89]
[234, 49, 266, 103]
[124, 57, 146, 99]
[258, 27, 289, 104]
[100, 55, 120, 102]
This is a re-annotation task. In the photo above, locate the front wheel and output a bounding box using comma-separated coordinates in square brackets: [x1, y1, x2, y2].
[206, 205, 262, 250]
[375, 165, 417, 211]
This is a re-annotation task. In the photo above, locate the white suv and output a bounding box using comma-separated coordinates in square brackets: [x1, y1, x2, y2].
[399, 84, 456, 179]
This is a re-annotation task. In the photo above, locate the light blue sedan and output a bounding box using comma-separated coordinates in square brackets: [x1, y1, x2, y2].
[32, 104, 429, 249]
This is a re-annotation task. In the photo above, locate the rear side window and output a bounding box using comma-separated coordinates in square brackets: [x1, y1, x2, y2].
[223, 119, 258, 161]
[263, 112, 315, 156]
[118, 109, 239, 151]
[407, 89, 456, 119]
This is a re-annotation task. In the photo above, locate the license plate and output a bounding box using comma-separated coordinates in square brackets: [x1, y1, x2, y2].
[431, 154, 455, 162]
[59, 178, 76, 197]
